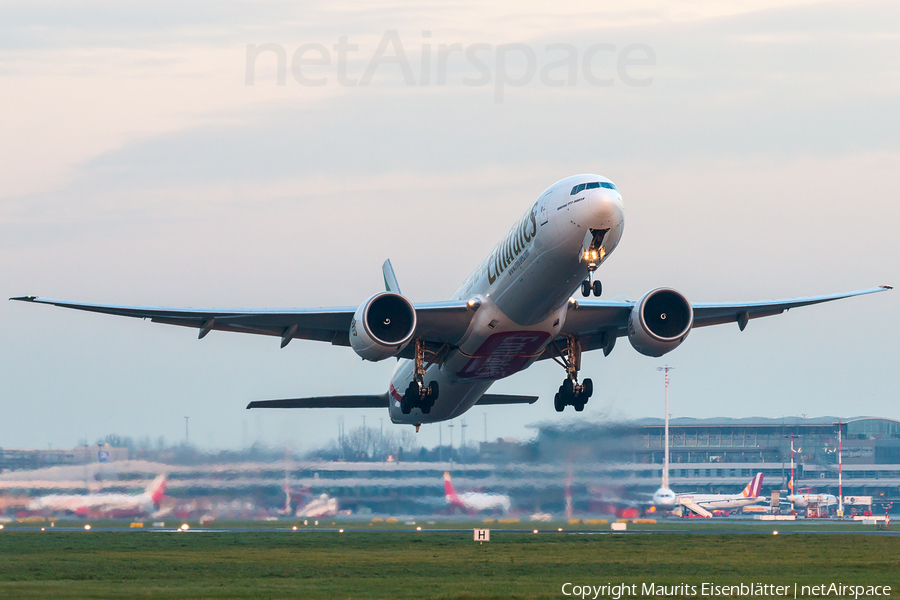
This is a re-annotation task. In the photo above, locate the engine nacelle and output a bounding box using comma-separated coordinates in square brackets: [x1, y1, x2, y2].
[349, 292, 417, 361]
[628, 288, 693, 357]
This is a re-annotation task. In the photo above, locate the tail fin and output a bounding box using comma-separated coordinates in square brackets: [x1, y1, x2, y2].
[146, 475, 166, 504]
[443, 472, 465, 508]
[382, 260, 401, 294]
[742, 473, 764, 497]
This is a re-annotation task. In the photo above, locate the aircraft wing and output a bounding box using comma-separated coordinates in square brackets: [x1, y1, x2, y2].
[555, 286, 891, 356]
[246, 393, 538, 409]
[11, 286, 889, 358]
[9, 296, 473, 356]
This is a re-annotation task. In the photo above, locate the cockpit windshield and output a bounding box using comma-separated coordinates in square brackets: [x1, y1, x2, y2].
[570, 181, 617, 195]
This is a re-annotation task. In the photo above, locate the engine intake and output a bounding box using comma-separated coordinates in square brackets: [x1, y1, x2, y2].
[628, 288, 693, 357]
[350, 292, 417, 361]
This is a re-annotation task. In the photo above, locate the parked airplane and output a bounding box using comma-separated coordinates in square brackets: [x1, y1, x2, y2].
[295, 493, 339, 518]
[12, 175, 891, 428]
[444, 472, 511, 513]
[654, 473, 765, 517]
[785, 477, 837, 509]
[27, 475, 166, 517]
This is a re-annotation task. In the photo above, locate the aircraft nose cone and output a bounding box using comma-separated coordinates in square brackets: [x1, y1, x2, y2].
[587, 189, 624, 224]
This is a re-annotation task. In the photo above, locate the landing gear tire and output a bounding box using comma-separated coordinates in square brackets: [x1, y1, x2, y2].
[401, 381, 419, 414]
[581, 281, 591, 297]
[421, 380, 439, 414]
[582, 378, 593, 398]
[562, 378, 574, 396]
[573, 401, 585, 412]
[592, 280, 602, 297]
[554, 392, 564, 412]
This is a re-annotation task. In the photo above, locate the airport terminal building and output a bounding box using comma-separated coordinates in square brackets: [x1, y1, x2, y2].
[2, 417, 898, 516]
[528, 416, 900, 505]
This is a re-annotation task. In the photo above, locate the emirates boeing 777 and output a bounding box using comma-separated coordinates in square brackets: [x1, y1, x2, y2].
[12, 175, 891, 430]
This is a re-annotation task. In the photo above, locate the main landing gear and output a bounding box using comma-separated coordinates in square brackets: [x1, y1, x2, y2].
[550, 336, 593, 412]
[400, 339, 440, 415]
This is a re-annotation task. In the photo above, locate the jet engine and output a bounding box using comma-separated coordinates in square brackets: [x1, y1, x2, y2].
[628, 288, 693, 357]
[349, 292, 417, 361]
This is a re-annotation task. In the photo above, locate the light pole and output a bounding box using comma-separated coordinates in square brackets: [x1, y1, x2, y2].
[790, 435, 801, 512]
[657, 366, 674, 489]
[461, 419, 467, 462]
[838, 419, 843, 518]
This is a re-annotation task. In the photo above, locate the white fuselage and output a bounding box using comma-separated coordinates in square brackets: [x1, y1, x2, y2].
[789, 494, 837, 509]
[27, 492, 154, 514]
[652, 487, 763, 511]
[676, 493, 764, 511]
[454, 492, 512, 513]
[389, 175, 624, 424]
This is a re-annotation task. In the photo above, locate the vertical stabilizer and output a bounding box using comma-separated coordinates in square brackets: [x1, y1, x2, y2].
[146, 475, 167, 505]
[443, 472, 465, 507]
[382, 260, 401, 294]
[742, 473, 764, 497]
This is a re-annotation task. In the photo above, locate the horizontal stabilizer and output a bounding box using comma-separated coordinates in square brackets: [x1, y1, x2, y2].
[475, 394, 539, 405]
[246, 392, 538, 409]
[247, 395, 388, 409]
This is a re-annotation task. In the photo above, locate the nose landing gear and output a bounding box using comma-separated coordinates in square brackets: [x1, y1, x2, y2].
[399, 339, 441, 415]
[581, 279, 602, 297]
[580, 230, 607, 297]
[550, 336, 594, 412]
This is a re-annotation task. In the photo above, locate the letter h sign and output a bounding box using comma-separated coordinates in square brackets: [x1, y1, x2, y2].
[473, 528, 490, 542]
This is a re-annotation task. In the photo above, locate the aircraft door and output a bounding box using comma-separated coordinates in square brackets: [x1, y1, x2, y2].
[538, 190, 552, 226]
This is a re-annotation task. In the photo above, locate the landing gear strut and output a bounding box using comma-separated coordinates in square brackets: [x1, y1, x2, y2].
[550, 336, 593, 412]
[580, 230, 607, 297]
[400, 339, 440, 415]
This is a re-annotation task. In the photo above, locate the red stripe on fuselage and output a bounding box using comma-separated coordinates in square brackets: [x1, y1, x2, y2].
[389, 384, 402, 402]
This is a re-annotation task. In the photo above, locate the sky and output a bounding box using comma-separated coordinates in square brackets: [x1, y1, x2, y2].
[1, 0, 898, 453]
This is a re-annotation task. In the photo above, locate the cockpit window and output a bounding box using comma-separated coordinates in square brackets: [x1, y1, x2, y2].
[571, 181, 617, 195]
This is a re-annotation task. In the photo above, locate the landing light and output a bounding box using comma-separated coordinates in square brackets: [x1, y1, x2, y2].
[533, 529, 539, 534]
[292, 526, 298, 531]
[84, 525, 91, 530]
[339, 529, 344, 533]
[417, 526, 422, 531]
[773, 531, 778, 535]
[180, 523, 189, 531]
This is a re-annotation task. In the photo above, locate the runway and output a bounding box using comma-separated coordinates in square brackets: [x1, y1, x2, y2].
[6, 525, 899, 536]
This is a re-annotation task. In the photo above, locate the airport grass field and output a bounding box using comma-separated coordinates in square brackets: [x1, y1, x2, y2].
[1, 523, 898, 599]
